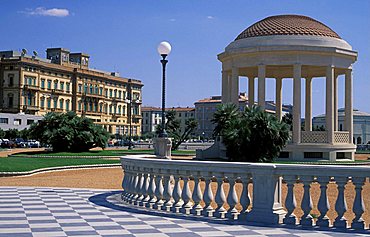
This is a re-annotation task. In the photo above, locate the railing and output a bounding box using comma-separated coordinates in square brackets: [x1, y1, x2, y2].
[121, 156, 370, 230]
[335, 131, 350, 143]
[301, 131, 328, 143]
[23, 84, 39, 91]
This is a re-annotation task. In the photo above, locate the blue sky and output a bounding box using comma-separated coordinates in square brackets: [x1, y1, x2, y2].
[1, 1, 369, 116]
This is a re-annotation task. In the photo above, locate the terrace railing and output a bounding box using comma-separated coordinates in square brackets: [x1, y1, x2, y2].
[121, 156, 370, 230]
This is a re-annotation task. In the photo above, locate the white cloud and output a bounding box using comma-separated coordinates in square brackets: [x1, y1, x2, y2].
[23, 7, 69, 17]
[169, 18, 176, 22]
[207, 16, 214, 20]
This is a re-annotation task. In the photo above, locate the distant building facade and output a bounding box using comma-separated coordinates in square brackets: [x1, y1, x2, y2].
[0, 48, 143, 135]
[194, 93, 292, 138]
[0, 113, 42, 131]
[313, 109, 370, 145]
[141, 107, 195, 135]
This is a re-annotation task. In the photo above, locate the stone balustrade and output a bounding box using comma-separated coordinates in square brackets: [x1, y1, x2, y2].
[121, 155, 370, 231]
[300, 131, 350, 144]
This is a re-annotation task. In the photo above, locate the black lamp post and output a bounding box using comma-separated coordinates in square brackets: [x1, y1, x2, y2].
[157, 42, 172, 138]
[127, 79, 133, 149]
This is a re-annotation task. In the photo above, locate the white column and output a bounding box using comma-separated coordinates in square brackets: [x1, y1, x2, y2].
[221, 70, 229, 103]
[344, 69, 353, 143]
[248, 76, 255, 108]
[230, 67, 239, 105]
[293, 64, 301, 144]
[326, 66, 335, 144]
[275, 77, 283, 121]
[305, 77, 312, 131]
[258, 65, 266, 109]
[334, 75, 338, 131]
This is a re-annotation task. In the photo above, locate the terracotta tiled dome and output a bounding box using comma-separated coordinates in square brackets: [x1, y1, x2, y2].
[235, 15, 341, 40]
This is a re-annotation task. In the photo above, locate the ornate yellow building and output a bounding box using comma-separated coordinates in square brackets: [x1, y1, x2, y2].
[0, 48, 143, 135]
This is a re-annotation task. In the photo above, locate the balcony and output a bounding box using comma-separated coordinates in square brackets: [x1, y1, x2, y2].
[23, 84, 39, 91]
[132, 114, 142, 119]
[51, 89, 65, 95]
[50, 108, 63, 113]
[84, 111, 102, 116]
[121, 156, 370, 230]
[132, 99, 142, 104]
[22, 105, 39, 111]
[82, 92, 105, 100]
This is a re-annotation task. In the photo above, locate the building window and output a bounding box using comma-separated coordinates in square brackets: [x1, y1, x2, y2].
[118, 105, 121, 115]
[60, 82, 64, 91]
[109, 89, 113, 98]
[41, 79, 45, 89]
[8, 74, 14, 86]
[66, 83, 70, 92]
[27, 119, 34, 125]
[0, 118, 9, 124]
[47, 98, 51, 108]
[54, 80, 58, 89]
[99, 103, 103, 112]
[105, 89, 108, 97]
[59, 99, 64, 109]
[95, 86, 99, 94]
[99, 87, 103, 95]
[8, 93, 13, 108]
[90, 85, 93, 94]
[47, 80, 52, 89]
[53, 98, 57, 108]
[118, 91, 122, 99]
[78, 84, 82, 93]
[40, 97, 45, 108]
[89, 102, 93, 111]
[66, 100, 70, 111]
[84, 84, 88, 93]
[14, 119, 22, 125]
[78, 101, 82, 111]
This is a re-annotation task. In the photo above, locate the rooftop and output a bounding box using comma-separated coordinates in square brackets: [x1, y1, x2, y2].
[235, 14, 341, 41]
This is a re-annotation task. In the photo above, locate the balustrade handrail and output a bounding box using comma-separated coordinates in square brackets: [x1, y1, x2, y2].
[122, 155, 370, 178]
[120, 155, 370, 230]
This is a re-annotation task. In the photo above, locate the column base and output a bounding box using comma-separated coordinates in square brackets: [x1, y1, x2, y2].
[245, 208, 286, 224]
[153, 137, 172, 159]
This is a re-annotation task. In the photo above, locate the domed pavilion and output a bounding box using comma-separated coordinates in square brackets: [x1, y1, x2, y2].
[218, 15, 357, 161]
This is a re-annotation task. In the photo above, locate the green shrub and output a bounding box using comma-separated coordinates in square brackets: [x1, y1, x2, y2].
[212, 104, 290, 162]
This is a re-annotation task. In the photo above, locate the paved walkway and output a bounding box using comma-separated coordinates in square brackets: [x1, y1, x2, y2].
[0, 187, 368, 237]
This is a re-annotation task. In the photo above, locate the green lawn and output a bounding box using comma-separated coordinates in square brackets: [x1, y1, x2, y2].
[0, 157, 121, 172]
[12, 149, 195, 157]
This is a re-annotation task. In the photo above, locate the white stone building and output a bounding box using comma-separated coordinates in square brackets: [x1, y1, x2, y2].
[0, 113, 42, 131]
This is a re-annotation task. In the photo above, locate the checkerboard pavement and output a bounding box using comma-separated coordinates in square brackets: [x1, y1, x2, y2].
[0, 187, 368, 237]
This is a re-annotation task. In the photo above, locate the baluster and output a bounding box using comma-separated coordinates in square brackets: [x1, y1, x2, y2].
[316, 177, 330, 227]
[300, 176, 314, 226]
[155, 175, 165, 210]
[334, 177, 348, 228]
[203, 177, 215, 217]
[163, 175, 174, 211]
[142, 173, 151, 207]
[215, 177, 227, 218]
[226, 178, 240, 220]
[121, 171, 130, 202]
[239, 177, 250, 220]
[149, 174, 157, 209]
[136, 173, 145, 206]
[351, 177, 365, 230]
[130, 174, 140, 204]
[192, 176, 203, 216]
[172, 176, 183, 213]
[181, 176, 193, 215]
[283, 175, 297, 225]
[125, 172, 133, 202]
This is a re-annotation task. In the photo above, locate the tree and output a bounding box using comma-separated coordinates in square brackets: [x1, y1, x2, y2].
[0, 128, 5, 139]
[282, 113, 293, 131]
[19, 129, 31, 140]
[29, 112, 110, 152]
[4, 129, 19, 139]
[212, 104, 290, 162]
[156, 110, 198, 150]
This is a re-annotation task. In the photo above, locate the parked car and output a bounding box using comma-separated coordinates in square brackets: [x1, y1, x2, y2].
[14, 138, 27, 148]
[0, 139, 15, 148]
[27, 140, 41, 148]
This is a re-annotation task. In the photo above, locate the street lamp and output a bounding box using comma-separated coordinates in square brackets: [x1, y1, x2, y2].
[126, 79, 133, 150]
[157, 41, 171, 138]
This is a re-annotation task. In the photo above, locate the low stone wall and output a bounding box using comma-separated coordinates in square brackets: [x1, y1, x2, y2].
[121, 156, 370, 231]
